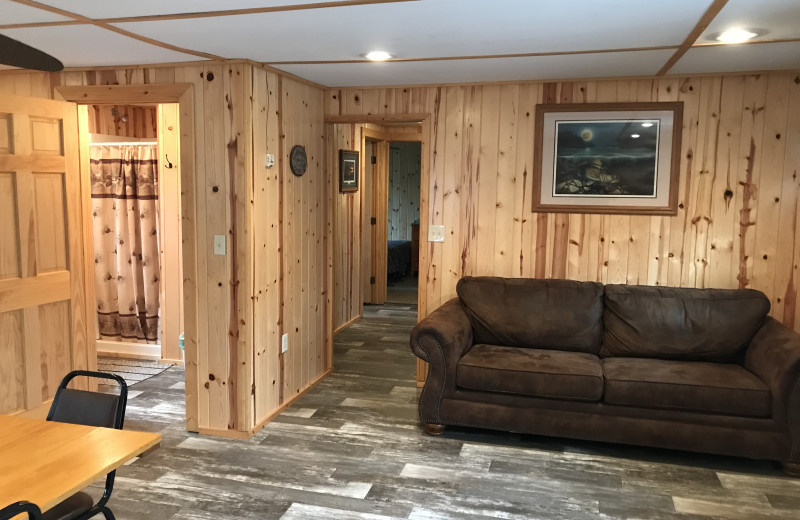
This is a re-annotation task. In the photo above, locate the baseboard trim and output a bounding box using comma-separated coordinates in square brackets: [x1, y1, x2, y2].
[250, 367, 333, 436]
[193, 367, 334, 440]
[97, 340, 161, 360]
[334, 315, 361, 334]
[195, 427, 252, 440]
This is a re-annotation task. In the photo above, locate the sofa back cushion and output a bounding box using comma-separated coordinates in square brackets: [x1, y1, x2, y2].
[456, 277, 605, 354]
[601, 284, 770, 361]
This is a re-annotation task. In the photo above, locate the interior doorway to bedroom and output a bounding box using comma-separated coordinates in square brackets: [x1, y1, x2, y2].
[361, 124, 423, 308]
[385, 141, 421, 305]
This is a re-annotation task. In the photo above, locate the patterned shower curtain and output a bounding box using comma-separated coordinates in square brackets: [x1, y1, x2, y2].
[91, 144, 161, 342]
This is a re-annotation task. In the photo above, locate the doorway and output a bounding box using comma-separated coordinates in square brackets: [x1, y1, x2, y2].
[329, 117, 428, 334]
[386, 141, 421, 305]
[80, 102, 185, 386]
[361, 125, 423, 307]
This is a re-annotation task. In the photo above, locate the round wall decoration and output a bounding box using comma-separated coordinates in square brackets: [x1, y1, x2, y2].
[289, 145, 307, 176]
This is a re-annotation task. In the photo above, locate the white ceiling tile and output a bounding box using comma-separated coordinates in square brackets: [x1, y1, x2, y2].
[0, 25, 204, 67]
[34, 1, 333, 19]
[698, 0, 800, 43]
[0, 0, 71, 24]
[669, 41, 800, 75]
[273, 50, 676, 87]
[115, 0, 710, 62]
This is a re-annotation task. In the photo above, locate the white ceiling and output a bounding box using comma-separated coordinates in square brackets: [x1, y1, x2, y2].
[0, 0, 798, 87]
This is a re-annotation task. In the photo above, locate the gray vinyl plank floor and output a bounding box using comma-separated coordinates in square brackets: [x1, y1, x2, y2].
[89, 304, 799, 519]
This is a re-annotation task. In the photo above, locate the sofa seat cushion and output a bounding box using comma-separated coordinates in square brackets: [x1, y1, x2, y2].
[603, 358, 770, 417]
[457, 345, 603, 401]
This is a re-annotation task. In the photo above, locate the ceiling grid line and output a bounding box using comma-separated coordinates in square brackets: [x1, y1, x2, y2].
[656, 0, 730, 75]
[6, 0, 225, 60]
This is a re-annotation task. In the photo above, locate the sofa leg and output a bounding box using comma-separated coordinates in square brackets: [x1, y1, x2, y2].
[782, 462, 800, 477]
[423, 423, 446, 436]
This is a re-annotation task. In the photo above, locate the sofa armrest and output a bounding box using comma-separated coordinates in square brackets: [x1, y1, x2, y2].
[745, 317, 800, 461]
[410, 298, 473, 424]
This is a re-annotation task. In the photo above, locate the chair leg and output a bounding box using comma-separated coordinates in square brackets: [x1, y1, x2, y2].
[101, 508, 116, 520]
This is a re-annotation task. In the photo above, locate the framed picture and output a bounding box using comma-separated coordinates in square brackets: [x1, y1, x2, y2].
[339, 149, 359, 193]
[533, 102, 683, 215]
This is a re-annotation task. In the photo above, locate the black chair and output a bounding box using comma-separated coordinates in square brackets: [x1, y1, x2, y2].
[1, 501, 43, 520]
[43, 371, 128, 520]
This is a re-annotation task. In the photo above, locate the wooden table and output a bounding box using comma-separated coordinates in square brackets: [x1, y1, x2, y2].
[0, 415, 161, 512]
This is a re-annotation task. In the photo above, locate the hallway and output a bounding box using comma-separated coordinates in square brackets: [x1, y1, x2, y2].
[97, 304, 797, 519]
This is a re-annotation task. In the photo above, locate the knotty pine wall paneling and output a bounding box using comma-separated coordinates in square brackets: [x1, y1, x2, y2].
[278, 77, 329, 405]
[332, 123, 363, 331]
[326, 72, 800, 384]
[0, 62, 333, 436]
[251, 67, 331, 429]
[87, 104, 157, 138]
[252, 67, 282, 421]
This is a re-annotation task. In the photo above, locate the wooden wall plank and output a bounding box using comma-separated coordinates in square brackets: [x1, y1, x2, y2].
[475, 86, 500, 276]
[203, 63, 229, 431]
[494, 85, 519, 278]
[87, 105, 157, 138]
[441, 87, 464, 298]
[426, 88, 445, 312]
[253, 67, 282, 419]
[751, 74, 791, 305]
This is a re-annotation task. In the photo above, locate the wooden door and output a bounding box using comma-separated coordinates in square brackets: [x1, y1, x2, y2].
[0, 93, 92, 414]
[370, 140, 389, 304]
[362, 139, 374, 304]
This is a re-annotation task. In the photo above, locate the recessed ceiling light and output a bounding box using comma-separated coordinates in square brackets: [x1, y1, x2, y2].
[364, 51, 393, 61]
[641, 122, 654, 127]
[715, 28, 760, 44]
[631, 134, 641, 139]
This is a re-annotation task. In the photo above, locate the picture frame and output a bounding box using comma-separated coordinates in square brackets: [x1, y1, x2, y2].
[532, 102, 683, 215]
[339, 149, 359, 193]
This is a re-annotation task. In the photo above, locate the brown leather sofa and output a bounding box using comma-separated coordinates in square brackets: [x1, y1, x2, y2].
[409, 277, 800, 475]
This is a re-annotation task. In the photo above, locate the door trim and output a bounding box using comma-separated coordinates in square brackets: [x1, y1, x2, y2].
[55, 84, 199, 432]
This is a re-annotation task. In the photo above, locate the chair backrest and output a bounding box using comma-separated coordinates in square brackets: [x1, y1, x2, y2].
[47, 371, 127, 430]
[0, 501, 43, 520]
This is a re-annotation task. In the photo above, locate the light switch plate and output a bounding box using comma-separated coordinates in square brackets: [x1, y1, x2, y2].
[428, 225, 445, 242]
[213, 234, 226, 255]
[265, 153, 274, 168]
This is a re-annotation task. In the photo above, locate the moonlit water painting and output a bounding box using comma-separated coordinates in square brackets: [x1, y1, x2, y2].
[552, 119, 660, 197]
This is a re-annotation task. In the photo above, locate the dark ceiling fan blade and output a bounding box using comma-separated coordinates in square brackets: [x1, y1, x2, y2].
[0, 33, 63, 72]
